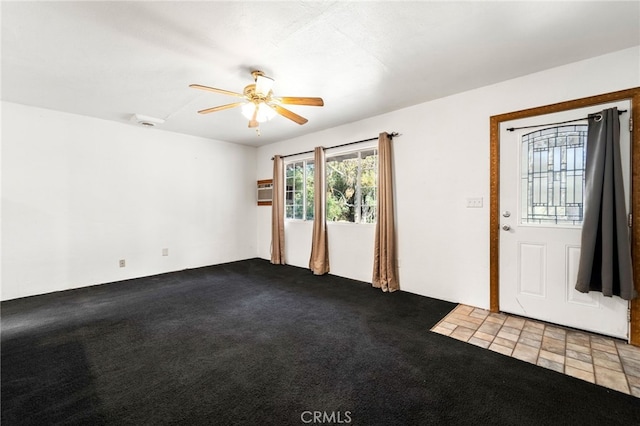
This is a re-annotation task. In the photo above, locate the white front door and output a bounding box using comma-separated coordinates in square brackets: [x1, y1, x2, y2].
[499, 101, 631, 339]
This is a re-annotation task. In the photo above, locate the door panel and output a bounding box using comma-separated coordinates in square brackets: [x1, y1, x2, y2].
[565, 246, 598, 307]
[500, 101, 630, 339]
[518, 243, 546, 297]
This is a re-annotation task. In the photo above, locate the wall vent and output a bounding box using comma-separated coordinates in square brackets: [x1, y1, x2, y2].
[130, 114, 165, 127]
[257, 179, 273, 206]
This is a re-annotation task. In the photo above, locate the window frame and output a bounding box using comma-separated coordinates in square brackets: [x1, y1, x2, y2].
[284, 156, 315, 221]
[325, 144, 378, 225]
[518, 123, 588, 228]
[282, 143, 379, 224]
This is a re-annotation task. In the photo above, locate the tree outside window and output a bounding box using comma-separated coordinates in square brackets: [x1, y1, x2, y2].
[326, 149, 377, 223]
[285, 159, 314, 220]
[284, 147, 377, 224]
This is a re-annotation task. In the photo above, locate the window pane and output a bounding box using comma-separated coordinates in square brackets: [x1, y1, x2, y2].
[294, 163, 303, 191]
[306, 198, 315, 221]
[285, 161, 295, 211]
[325, 149, 378, 224]
[306, 160, 315, 220]
[521, 125, 587, 226]
[285, 159, 315, 220]
[360, 166, 376, 187]
[326, 153, 358, 222]
[361, 186, 377, 223]
[286, 149, 377, 224]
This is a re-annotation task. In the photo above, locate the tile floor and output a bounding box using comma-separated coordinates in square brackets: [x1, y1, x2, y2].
[431, 304, 640, 397]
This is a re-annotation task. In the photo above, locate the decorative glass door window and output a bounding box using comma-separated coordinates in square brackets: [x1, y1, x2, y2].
[520, 124, 587, 226]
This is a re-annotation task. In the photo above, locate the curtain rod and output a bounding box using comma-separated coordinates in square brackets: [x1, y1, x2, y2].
[271, 132, 400, 160]
[507, 109, 627, 132]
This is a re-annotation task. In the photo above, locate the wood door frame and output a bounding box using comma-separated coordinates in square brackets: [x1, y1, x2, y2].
[489, 87, 640, 346]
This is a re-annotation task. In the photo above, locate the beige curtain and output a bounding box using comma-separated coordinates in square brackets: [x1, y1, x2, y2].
[309, 147, 330, 274]
[373, 132, 399, 292]
[271, 155, 286, 265]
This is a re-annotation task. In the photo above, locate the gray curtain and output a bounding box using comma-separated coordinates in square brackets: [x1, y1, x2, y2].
[309, 147, 330, 274]
[575, 108, 636, 300]
[372, 132, 399, 292]
[271, 155, 286, 265]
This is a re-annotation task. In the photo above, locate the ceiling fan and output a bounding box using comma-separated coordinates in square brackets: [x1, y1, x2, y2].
[190, 70, 324, 128]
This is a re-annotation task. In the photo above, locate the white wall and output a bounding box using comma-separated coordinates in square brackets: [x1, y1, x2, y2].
[1, 102, 257, 300]
[256, 46, 640, 309]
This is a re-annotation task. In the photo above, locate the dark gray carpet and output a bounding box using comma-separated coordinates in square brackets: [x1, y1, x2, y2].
[2, 258, 639, 425]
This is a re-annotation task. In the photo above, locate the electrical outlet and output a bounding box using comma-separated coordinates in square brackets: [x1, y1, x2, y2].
[162, 248, 169, 256]
[466, 197, 483, 208]
[119, 259, 126, 268]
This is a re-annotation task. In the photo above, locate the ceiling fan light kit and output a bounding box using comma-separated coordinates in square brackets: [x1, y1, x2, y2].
[252, 71, 274, 97]
[241, 102, 276, 123]
[190, 70, 324, 132]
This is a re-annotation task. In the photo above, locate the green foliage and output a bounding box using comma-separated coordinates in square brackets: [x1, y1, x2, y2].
[326, 155, 356, 222]
[305, 161, 314, 220]
[326, 150, 377, 223]
[285, 150, 377, 223]
[285, 160, 314, 220]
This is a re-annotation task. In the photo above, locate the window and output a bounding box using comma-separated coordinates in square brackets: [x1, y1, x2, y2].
[285, 159, 314, 220]
[326, 148, 378, 223]
[520, 124, 587, 226]
[284, 147, 378, 223]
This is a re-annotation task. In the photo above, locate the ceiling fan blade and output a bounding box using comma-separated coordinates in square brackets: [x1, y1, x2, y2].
[269, 103, 308, 125]
[189, 84, 245, 98]
[277, 97, 324, 107]
[197, 102, 244, 114]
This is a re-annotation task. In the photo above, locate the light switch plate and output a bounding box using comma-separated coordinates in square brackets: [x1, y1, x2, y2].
[466, 197, 483, 208]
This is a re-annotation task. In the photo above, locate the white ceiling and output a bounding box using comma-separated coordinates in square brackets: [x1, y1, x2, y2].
[2, 1, 639, 147]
